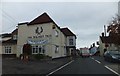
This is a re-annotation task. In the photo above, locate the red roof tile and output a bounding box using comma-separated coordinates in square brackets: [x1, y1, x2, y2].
[100, 36, 118, 44]
[28, 12, 54, 25]
[61, 28, 76, 38]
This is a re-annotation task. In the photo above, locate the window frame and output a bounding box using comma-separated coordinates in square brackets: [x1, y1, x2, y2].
[55, 46, 59, 53]
[5, 46, 12, 54]
[69, 38, 74, 45]
[13, 35, 17, 40]
[55, 30, 59, 37]
[32, 45, 45, 54]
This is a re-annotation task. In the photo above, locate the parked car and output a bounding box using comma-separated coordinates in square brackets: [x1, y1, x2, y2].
[104, 50, 120, 63]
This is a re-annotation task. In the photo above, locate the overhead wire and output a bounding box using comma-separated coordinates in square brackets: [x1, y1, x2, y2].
[2, 10, 18, 32]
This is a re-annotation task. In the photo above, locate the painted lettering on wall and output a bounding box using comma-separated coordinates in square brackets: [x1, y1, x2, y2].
[28, 35, 52, 39]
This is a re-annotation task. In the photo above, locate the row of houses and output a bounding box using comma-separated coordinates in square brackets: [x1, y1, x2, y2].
[0, 12, 77, 58]
[99, 32, 119, 56]
[99, 4, 120, 56]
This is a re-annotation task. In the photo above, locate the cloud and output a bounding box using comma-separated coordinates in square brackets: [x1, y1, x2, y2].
[2, 0, 119, 2]
[2, 2, 118, 48]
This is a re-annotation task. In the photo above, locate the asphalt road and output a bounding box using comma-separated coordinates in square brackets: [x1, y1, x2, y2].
[48, 57, 119, 76]
[2, 57, 71, 74]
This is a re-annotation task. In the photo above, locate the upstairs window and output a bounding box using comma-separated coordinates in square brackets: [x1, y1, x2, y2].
[55, 30, 59, 37]
[69, 39, 73, 45]
[13, 35, 17, 40]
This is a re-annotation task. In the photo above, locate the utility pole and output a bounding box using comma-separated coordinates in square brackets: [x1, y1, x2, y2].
[104, 25, 106, 36]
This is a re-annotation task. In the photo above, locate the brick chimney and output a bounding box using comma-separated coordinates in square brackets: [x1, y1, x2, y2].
[102, 32, 104, 37]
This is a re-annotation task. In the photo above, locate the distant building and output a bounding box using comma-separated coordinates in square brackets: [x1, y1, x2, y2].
[99, 33, 118, 56]
[0, 12, 76, 58]
[1, 29, 17, 57]
[61, 28, 76, 56]
[89, 46, 98, 55]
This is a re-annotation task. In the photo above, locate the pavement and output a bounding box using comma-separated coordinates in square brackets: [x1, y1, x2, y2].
[2, 56, 72, 75]
[91, 56, 120, 74]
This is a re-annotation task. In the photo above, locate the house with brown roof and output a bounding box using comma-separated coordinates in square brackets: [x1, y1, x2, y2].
[61, 28, 76, 56]
[0, 33, 12, 55]
[99, 33, 118, 56]
[0, 33, 12, 42]
[0, 12, 76, 58]
[16, 12, 77, 58]
[0, 29, 18, 57]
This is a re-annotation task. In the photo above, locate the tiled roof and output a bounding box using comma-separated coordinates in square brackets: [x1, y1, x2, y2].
[2, 39, 17, 44]
[100, 36, 116, 44]
[12, 28, 18, 35]
[28, 12, 54, 25]
[17, 12, 76, 39]
[18, 22, 29, 25]
[0, 33, 12, 38]
[61, 28, 76, 38]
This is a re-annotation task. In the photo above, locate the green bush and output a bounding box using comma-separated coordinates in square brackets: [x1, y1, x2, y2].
[34, 54, 45, 60]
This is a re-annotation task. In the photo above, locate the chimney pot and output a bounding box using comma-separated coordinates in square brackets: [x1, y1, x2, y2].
[102, 32, 104, 37]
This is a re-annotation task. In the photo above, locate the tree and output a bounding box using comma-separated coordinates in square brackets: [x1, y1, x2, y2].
[107, 15, 120, 45]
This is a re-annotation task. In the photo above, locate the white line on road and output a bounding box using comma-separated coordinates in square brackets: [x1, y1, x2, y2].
[91, 57, 94, 60]
[91, 57, 101, 64]
[104, 66, 120, 76]
[46, 60, 74, 76]
[95, 60, 101, 64]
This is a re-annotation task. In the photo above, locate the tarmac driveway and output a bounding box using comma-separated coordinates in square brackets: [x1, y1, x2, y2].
[2, 57, 71, 75]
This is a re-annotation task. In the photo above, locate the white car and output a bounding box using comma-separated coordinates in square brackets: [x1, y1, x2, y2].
[81, 49, 90, 57]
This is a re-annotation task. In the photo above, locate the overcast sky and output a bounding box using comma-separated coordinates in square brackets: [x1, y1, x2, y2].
[1, 1, 118, 48]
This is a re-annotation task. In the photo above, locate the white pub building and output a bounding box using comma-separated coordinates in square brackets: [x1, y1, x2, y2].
[1, 12, 76, 58]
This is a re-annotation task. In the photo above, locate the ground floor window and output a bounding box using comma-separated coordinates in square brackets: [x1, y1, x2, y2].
[55, 45, 59, 53]
[32, 46, 38, 54]
[32, 45, 45, 54]
[64, 46, 66, 55]
[5, 46, 11, 54]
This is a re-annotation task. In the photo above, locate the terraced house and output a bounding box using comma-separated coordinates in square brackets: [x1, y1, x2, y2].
[1, 12, 76, 58]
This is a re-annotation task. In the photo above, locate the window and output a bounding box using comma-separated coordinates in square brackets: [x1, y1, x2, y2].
[55, 30, 59, 37]
[5, 46, 11, 54]
[32, 45, 45, 54]
[42, 46, 45, 54]
[13, 35, 17, 40]
[55, 46, 59, 53]
[39, 47, 41, 53]
[69, 39, 73, 45]
[32, 46, 39, 54]
[64, 46, 66, 55]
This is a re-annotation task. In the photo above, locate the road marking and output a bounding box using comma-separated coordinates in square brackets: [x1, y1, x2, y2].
[91, 57, 94, 60]
[91, 57, 101, 64]
[95, 60, 101, 64]
[104, 66, 120, 76]
[46, 60, 74, 76]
